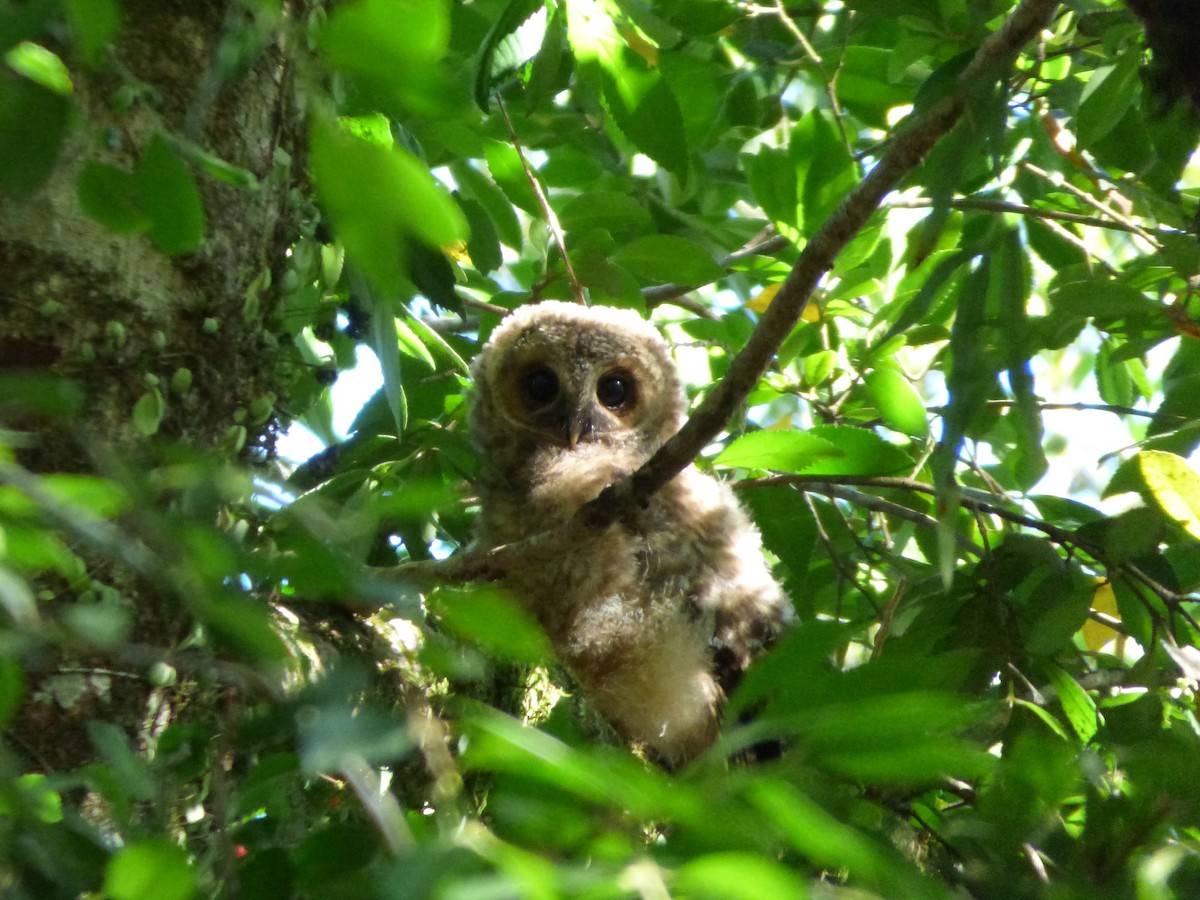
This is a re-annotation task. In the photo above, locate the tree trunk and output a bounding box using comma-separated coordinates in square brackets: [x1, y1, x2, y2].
[1, 1, 306, 773]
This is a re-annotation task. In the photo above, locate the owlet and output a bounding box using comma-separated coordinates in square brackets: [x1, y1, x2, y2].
[469, 300, 791, 767]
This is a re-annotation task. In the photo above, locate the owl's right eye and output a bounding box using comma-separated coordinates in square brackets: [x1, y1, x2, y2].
[521, 367, 559, 406]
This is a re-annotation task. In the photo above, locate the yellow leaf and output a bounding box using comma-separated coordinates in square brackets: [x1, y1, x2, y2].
[1082, 580, 1120, 652]
[748, 283, 821, 320]
[617, 25, 658, 67]
[747, 283, 780, 313]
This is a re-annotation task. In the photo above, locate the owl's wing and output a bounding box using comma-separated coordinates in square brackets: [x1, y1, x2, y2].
[666, 470, 793, 698]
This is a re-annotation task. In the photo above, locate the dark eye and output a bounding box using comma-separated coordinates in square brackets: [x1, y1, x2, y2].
[596, 373, 633, 410]
[521, 367, 559, 406]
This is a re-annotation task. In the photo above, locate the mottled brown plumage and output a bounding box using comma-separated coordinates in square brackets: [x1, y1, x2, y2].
[469, 301, 790, 766]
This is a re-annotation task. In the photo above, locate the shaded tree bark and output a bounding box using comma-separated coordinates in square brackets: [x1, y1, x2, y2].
[0, 1, 307, 772]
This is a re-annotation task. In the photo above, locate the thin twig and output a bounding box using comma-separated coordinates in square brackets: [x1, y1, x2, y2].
[930, 399, 1168, 421]
[891, 195, 1179, 236]
[739, 474, 1084, 548]
[495, 95, 588, 307]
[1021, 161, 1160, 246]
[582, 0, 1062, 529]
[640, 234, 792, 307]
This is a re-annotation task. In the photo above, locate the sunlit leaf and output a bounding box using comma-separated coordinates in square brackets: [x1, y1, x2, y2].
[674, 853, 807, 899]
[1107, 451, 1200, 543]
[430, 587, 551, 663]
[567, 0, 688, 177]
[714, 429, 841, 472]
[311, 116, 467, 292]
[105, 839, 195, 900]
[864, 369, 929, 438]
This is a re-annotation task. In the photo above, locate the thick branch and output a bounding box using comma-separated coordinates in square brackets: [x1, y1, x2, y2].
[582, 0, 1062, 528]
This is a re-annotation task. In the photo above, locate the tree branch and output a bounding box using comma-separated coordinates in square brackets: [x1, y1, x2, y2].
[582, 0, 1062, 529]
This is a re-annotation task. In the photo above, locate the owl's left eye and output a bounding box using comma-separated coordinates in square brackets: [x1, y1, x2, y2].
[596, 372, 633, 410]
[521, 367, 559, 406]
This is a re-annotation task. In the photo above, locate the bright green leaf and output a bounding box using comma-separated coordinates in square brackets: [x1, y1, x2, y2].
[1076, 53, 1140, 149]
[430, 587, 551, 663]
[715, 429, 841, 472]
[1133, 451, 1200, 543]
[798, 425, 913, 476]
[864, 369, 929, 437]
[105, 839, 195, 900]
[311, 116, 467, 292]
[674, 853, 808, 900]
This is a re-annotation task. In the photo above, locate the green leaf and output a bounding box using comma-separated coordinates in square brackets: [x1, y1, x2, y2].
[742, 144, 797, 232]
[558, 190, 653, 237]
[322, 0, 449, 67]
[715, 429, 841, 472]
[131, 389, 164, 437]
[5, 40, 71, 93]
[451, 160, 523, 249]
[459, 195, 502, 274]
[62, 0, 120, 65]
[600, 49, 689, 177]
[311, 116, 467, 292]
[674, 853, 808, 900]
[202, 593, 289, 664]
[320, 0, 454, 114]
[484, 139, 541, 215]
[611, 234, 722, 285]
[430, 587, 551, 663]
[567, 0, 688, 177]
[0, 72, 71, 199]
[993, 226, 1045, 490]
[1048, 280, 1153, 318]
[88, 720, 156, 803]
[798, 425, 913, 476]
[1046, 665, 1098, 744]
[365, 290, 407, 438]
[474, 0, 545, 109]
[76, 162, 150, 234]
[864, 369, 928, 437]
[41, 474, 130, 518]
[795, 110, 857, 239]
[1111, 451, 1200, 543]
[1076, 52, 1140, 149]
[105, 839, 196, 900]
[134, 135, 206, 256]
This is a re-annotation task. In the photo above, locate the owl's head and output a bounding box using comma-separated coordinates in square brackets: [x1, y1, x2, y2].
[470, 301, 686, 470]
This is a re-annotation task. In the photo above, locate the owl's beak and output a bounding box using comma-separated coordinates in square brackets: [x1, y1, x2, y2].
[565, 407, 594, 449]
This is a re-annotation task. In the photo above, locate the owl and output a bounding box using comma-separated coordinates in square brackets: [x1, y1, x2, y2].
[469, 300, 791, 767]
